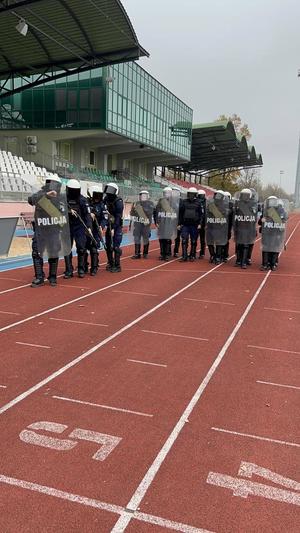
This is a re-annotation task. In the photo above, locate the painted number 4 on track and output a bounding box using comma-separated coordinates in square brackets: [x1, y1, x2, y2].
[207, 461, 300, 506]
[19, 421, 122, 461]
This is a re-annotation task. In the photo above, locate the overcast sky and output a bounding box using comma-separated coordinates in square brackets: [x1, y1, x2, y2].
[123, 0, 300, 193]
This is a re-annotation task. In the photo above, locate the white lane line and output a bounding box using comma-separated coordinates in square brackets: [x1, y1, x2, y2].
[257, 380, 300, 391]
[15, 342, 51, 349]
[248, 345, 300, 356]
[0, 474, 212, 533]
[59, 284, 91, 290]
[264, 307, 300, 314]
[0, 385, 7, 389]
[127, 359, 167, 368]
[110, 220, 300, 532]
[0, 310, 20, 315]
[0, 257, 227, 415]
[0, 245, 160, 294]
[211, 427, 300, 449]
[184, 298, 236, 306]
[0, 277, 24, 282]
[49, 318, 108, 327]
[141, 330, 209, 342]
[52, 395, 153, 418]
[113, 290, 158, 297]
[0, 256, 178, 334]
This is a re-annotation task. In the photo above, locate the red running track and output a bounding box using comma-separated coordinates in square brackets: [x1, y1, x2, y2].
[0, 216, 299, 532]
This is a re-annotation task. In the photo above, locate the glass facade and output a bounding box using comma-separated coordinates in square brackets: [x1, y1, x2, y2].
[0, 62, 193, 161]
[107, 62, 192, 160]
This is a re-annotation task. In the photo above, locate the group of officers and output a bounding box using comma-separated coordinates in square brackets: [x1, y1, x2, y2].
[28, 175, 288, 288]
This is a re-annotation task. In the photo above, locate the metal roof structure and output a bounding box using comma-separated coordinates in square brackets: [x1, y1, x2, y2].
[170, 120, 263, 175]
[0, 0, 148, 99]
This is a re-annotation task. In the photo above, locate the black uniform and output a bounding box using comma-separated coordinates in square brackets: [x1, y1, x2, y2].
[64, 192, 92, 278]
[105, 195, 124, 272]
[178, 198, 203, 261]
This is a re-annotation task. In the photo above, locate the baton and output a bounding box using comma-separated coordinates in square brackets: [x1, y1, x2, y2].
[71, 209, 98, 248]
[93, 216, 107, 250]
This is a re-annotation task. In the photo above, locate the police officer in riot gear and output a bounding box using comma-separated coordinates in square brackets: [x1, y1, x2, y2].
[28, 174, 64, 288]
[178, 187, 203, 262]
[104, 182, 124, 272]
[222, 191, 233, 262]
[85, 184, 107, 275]
[64, 179, 92, 279]
[234, 188, 257, 269]
[197, 189, 206, 258]
[172, 187, 182, 257]
[259, 196, 288, 271]
[206, 190, 229, 264]
[155, 187, 178, 261]
[130, 190, 154, 259]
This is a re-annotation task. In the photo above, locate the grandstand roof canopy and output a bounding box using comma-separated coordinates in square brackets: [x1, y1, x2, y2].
[170, 121, 263, 174]
[0, 0, 148, 97]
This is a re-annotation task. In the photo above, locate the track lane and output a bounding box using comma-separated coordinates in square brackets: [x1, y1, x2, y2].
[0, 216, 298, 532]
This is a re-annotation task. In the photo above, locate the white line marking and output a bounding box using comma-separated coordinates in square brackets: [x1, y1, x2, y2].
[52, 395, 153, 418]
[211, 427, 300, 448]
[248, 345, 300, 356]
[127, 359, 167, 368]
[0, 474, 212, 533]
[0, 385, 7, 389]
[264, 307, 300, 314]
[0, 258, 226, 415]
[0, 310, 20, 315]
[113, 290, 158, 297]
[59, 284, 91, 290]
[0, 257, 178, 333]
[49, 318, 108, 327]
[15, 342, 51, 349]
[0, 277, 24, 282]
[141, 330, 209, 342]
[257, 380, 300, 391]
[110, 220, 300, 532]
[0, 245, 160, 294]
[184, 298, 236, 306]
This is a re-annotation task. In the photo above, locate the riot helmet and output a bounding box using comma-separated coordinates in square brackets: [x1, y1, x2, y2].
[162, 186, 172, 199]
[88, 183, 104, 203]
[187, 186, 198, 200]
[266, 195, 278, 208]
[197, 189, 206, 199]
[66, 178, 81, 200]
[104, 182, 119, 202]
[139, 190, 149, 202]
[45, 173, 61, 193]
[239, 188, 252, 202]
[223, 191, 232, 200]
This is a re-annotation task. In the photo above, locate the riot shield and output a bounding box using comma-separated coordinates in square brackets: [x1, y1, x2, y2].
[261, 198, 288, 253]
[34, 184, 71, 259]
[234, 197, 258, 245]
[155, 192, 179, 240]
[206, 197, 229, 246]
[128, 193, 155, 246]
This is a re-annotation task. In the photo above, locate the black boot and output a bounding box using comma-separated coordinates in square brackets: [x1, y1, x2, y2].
[174, 231, 180, 257]
[48, 258, 58, 286]
[241, 246, 249, 269]
[189, 241, 197, 262]
[84, 252, 89, 273]
[106, 247, 114, 271]
[131, 244, 141, 259]
[247, 244, 254, 265]
[64, 253, 73, 278]
[77, 251, 86, 278]
[222, 242, 229, 262]
[31, 254, 45, 288]
[90, 251, 99, 276]
[143, 243, 149, 258]
[208, 245, 215, 263]
[235, 245, 242, 267]
[270, 252, 277, 271]
[111, 249, 122, 272]
[180, 240, 188, 262]
[215, 245, 223, 264]
[159, 240, 164, 260]
[260, 252, 268, 270]
[166, 240, 172, 260]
